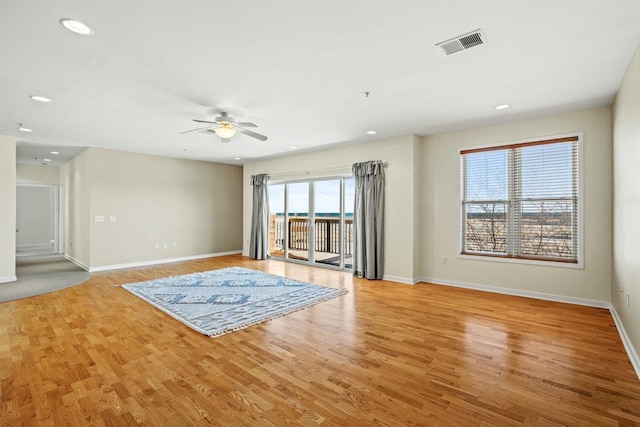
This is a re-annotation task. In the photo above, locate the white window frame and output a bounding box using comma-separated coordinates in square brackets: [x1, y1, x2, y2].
[457, 132, 584, 269]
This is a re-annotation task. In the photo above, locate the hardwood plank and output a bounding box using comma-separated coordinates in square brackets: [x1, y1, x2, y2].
[1, 254, 639, 426]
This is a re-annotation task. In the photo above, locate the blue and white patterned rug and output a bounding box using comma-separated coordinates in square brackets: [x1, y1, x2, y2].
[121, 267, 348, 337]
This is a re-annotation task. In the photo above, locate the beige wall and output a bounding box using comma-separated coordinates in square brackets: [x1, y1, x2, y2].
[243, 136, 419, 283]
[63, 148, 243, 269]
[421, 107, 612, 303]
[60, 149, 92, 268]
[16, 164, 59, 185]
[0, 136, 17, 283]
[612, 45, 640, 360]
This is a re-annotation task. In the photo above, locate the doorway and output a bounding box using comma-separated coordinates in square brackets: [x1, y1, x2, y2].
[16, 184, 64, 257]
[267, 177, 354, 271]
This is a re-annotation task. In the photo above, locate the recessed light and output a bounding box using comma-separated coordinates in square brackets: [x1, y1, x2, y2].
[30, 95, 51, 103]
[59, 18, 94, 35]
[366, 130, 377, 135]
[290, 146, 298, 150]
[18, 125, 32, 132]
[234, 157, 241, 160]
[494, 104, 510, 110]
[50, 151, 60, 155]
[43, 159, 52, 162]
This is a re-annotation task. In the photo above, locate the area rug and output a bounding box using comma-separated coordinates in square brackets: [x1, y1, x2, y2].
[121, 267, 348, 337]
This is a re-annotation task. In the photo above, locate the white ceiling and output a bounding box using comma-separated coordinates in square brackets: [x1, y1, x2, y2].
[2, 1, 640, 166]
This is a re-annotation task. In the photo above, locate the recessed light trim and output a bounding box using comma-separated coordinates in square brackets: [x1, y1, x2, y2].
[30, 95, 52, 103]
[290, 146, 298, 150]
[59, 18, 94, 35]
[18, 126, 32, 132]
[366, 130, 377, 135]
[494, 104, 510, 110]
[43, 159, 52, 162]
[234, 157, 241, 160]
[50, 151, 60, 155]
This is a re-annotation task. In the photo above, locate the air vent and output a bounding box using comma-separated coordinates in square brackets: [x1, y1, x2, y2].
[436, 29, 485, 55]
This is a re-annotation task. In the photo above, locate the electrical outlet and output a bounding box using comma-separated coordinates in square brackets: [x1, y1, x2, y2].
[172, 242, 177, 248]
[162, 242, 168, 249]
[442, 256, 447, 264]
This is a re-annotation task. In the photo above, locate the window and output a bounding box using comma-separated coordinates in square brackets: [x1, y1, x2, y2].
[460, 135, 580, 264]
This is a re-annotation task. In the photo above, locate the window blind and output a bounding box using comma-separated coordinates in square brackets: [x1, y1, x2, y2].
[460, 136, 579, 263]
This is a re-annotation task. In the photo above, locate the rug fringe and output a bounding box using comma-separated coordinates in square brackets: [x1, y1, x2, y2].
[207, 288, 348, 338]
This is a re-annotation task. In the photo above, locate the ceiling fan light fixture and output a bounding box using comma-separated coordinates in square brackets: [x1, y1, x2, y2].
[214, 122, 236, 139]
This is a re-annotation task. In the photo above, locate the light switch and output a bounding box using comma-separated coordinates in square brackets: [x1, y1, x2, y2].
[94, 216, 105, 223]
[109, 216, 117, 222]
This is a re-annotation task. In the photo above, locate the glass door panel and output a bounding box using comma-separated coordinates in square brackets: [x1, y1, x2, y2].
[343, 178, 355, 269]
[286, 182, 309, 261]
[268, 184, 285, 258]
[313, 180, 341, 267]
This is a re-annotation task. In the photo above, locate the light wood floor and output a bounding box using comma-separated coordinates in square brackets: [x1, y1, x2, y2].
[1, 255, 639, 426]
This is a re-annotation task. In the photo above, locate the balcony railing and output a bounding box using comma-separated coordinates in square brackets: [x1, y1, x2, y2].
[269, 215, 352, 256]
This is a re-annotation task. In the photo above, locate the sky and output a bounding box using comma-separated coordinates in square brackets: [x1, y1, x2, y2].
[268, 178, 355, 214]
[465, 142, 574, 201]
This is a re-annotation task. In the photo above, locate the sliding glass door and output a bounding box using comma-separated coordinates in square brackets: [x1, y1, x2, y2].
[286, 182, 309, 262]
[267, 184, 285, 258]
[313, 179, 340, 267]
[268, 176, 353, 271]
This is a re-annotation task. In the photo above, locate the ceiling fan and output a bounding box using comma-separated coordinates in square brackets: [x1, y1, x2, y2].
[180, 112, 268, 142]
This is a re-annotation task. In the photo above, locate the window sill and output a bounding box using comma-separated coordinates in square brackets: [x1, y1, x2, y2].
[458, 253, 584, 269]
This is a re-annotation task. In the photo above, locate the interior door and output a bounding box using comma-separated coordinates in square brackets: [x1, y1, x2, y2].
[16, 185, 58, 256]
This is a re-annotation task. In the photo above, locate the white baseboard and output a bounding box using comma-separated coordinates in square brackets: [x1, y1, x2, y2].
[609, 307, 640, 381]
[0, 275, 17, 284]
[65, 254, 90, 271]
[417, 276, 610, 308]
[88, 250, 243, 273]
[382, 274, 417, 285]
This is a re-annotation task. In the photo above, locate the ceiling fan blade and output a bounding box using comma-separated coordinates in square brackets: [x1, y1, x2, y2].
[236, 127, 268, 141]
[235, 122, 258, 127]
[179, 126, 212, 134]
[192, 119, 217, 124]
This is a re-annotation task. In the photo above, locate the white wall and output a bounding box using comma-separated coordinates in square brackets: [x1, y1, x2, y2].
[16, 164, 59, 185]
[0, 135, 16, 283]
[59, 147, 244, 270]
[243, 136, 420, 283]
[612, 44, 640, 363]
[421, 107, 612, 304]
[60, 149, 92, 267]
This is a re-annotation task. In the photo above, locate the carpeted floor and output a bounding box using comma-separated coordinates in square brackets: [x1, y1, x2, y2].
[0, 254, 90, 302]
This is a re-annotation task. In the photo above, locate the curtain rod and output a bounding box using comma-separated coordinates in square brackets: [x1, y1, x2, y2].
[266, 160, 388, 179]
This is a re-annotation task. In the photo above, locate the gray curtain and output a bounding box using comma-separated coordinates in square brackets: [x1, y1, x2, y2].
[352, 161, 384, 279]
[249, 173, 270, 260]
